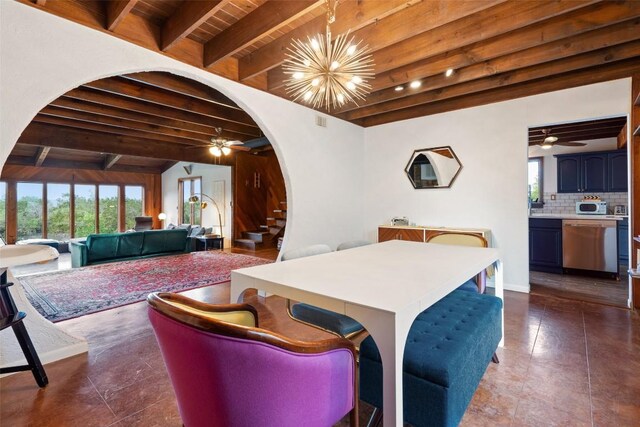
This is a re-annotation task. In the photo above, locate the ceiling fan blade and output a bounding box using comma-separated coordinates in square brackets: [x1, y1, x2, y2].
[230, 145, 251, 151]
[556, 142, 587, 146]
[184, 145, 211, 149]
[226, 140, 244, 146]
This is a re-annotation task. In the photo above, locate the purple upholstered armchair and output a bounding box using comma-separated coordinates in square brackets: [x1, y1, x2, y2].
[147, 292, 358, 427]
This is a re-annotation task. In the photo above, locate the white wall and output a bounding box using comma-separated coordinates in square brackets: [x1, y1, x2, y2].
[364, 79, 631, 292]
[529, 137, 619, 193]
[161, 162, 233, 247]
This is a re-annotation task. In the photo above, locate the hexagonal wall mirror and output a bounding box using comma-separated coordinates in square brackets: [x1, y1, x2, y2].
[405, 146, 462, 189]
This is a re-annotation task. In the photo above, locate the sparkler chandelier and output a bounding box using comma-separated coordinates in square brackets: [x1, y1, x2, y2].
[282, 0, 374, 111]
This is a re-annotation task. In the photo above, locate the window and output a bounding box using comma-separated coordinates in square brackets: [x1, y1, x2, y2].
[99, 185, 119, 233]
[17, 182, 43, 241]
[528, 157, 544, 208]
[0, 182, 6, 242]
[124, 186, 144, 230]
[179, 177, 202, 225]
[47, 183, 71, 241]
[75, 184, 96, 237]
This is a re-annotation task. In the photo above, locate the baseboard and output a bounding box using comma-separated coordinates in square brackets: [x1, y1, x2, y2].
[0, 341, 88, 378]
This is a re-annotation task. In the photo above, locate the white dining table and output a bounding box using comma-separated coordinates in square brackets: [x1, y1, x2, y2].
[230, 240, 503, 426]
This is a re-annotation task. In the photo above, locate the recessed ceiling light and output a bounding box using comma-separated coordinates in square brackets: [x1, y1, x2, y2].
[445, 68, 454, 77]
[395, 85, 404, 91]
[409, 80, 421, 89]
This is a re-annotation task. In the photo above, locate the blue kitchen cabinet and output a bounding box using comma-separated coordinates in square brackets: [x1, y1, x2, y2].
[529, 218, 563, 273]
[618, 218, 629, 265]
[556, 150, 627, 193]
[608, 151, 628, 192]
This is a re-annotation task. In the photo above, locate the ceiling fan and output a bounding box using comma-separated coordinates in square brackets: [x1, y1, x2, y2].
[536, 129, 586, 150]
[188, 127, 250, 156]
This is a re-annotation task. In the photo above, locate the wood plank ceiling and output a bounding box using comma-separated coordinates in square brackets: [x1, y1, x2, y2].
[528, 116, 627, 146]
[19, 0, 640, 125]
[10, 0, 640, 170]
[6, 72, 265, 173]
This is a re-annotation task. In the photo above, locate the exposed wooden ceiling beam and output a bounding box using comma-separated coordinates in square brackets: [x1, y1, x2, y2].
[34, 146, 50, 167]
[106, 0, 139, 31]
[83, 77, 256, 127]
[18, 123, 226, 164]
[203, 0, 322, 67]
[358, 57, 640, 127]
[32, 115, 209, 147]
[366, 1, 640, 96]
[34, 0, 46, 6]
[334, 9, 640, 115]
[238, 0, 421, 80]
[63, 87, 260, 137]
[529, 119, 626, 135]
[267, 0, 596, 91]
[6, 154, 164, 175]
[528, 129, 625, 145]
[39, 105, 211, 143]
[341, 27, 640, 120]
[50, 97, 244, 140]
[121, 72, 239, 107]
[162, 1, 227, 51]
[103, 154, 122, 170]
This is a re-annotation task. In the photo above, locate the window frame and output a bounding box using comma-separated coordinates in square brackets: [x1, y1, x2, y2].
[178, 176, 202, 226]
[528, 157, 544, 209]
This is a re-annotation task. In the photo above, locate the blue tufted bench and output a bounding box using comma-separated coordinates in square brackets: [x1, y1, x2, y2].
[359, 289, 502, 427]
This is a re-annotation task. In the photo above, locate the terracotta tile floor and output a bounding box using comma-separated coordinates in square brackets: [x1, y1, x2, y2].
[1, 284, 639, 426]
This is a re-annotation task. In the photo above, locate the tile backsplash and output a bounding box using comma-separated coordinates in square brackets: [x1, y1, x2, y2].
[531, 192, 628, 215]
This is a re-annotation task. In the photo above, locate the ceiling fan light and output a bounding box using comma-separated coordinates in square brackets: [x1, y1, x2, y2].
[540, 143, 553, 150]
[221, 146, 231, 156]
[210, 146, 222, 156]
[545, 136, 558, 143]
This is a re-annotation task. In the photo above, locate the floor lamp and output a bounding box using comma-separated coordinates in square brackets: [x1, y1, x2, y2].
[188, 193, 223, 238]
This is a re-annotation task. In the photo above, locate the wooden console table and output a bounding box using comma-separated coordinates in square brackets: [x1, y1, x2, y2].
[378, 225, 492, 246]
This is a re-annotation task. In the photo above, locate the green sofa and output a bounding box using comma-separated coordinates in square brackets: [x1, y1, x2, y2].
[70, 229, 191, 268]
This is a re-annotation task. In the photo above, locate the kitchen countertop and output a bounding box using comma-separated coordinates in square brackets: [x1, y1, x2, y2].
[529, 213, 628, 221]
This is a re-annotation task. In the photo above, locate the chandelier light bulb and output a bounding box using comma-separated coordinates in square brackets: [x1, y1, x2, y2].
[352, 76, 362, 84]
[311, 38, 320, 50]
[346, 44, 356, 56]
[337, 93, 345, 104]
[221, 147, 231, 155]
[330, 61, 340, 71]
[346, 81, 356, 90]
[303, 59, 311, 67]
[311, 78, 320, 86]
[293, 72, 304, 79]
[304, 91, 313, 101]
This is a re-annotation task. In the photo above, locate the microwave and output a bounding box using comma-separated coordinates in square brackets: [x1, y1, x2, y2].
[576, 201, 607, 215]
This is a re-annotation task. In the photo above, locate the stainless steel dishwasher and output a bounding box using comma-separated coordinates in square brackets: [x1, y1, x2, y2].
[562, 219, 617, 273]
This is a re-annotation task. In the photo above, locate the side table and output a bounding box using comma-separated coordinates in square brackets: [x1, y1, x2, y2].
[196, 236, 224, 251]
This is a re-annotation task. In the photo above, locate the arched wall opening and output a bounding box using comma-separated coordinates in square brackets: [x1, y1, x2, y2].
[1, 1, 367, 368]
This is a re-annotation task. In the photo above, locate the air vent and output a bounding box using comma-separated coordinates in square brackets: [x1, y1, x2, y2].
[315, 115, 327, 127]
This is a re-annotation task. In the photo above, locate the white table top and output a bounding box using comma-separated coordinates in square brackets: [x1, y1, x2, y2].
[233, 240, 499, 314]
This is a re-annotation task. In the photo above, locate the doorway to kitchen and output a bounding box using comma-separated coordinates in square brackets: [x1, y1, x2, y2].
[527, 116, 630, 307]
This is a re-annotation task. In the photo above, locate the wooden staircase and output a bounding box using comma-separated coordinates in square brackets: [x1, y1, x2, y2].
[234, 202, 287, 250]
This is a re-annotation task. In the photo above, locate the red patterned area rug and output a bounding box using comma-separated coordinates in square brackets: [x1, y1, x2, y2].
[20, 251, 272, 323]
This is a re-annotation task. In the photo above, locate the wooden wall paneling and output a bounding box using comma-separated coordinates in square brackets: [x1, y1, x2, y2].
[263, 151, 286, 221]
[118, 185, 125, 232]
[631, 73, 640, 309]
[233, 152, 267, 241]
[42, 183, 48, 238]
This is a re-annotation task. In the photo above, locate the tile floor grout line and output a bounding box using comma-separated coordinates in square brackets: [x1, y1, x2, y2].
[87, 375, 117, 419]
[509, 301, 546, 427]
[581, 307, 595, 427]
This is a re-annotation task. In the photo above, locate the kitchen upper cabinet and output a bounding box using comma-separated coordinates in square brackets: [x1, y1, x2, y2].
[556, 150, 626, 193]
[608, 151, 628, 192]
[557, 156, 580, 193]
